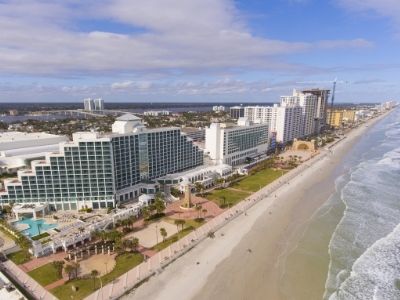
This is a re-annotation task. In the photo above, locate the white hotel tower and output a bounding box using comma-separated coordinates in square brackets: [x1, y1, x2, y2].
[205, 118, 269, 166]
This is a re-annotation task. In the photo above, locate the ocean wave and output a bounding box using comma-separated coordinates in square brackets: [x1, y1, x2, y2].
[329, 224, 400, 300]
[324, 116, 400, 299]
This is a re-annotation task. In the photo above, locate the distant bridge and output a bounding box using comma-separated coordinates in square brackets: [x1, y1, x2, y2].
[34, 109, 108, 118]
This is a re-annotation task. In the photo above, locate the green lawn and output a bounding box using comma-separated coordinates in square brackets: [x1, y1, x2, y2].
[231, 168, 285, 192]
[28, 262, 62, 286]
[51, 252, 144, 300]
[31, 232, 50, 241]
[7, 249, 31, 265]
[151, 226, 195, 252]
[204, 188, 250, 208]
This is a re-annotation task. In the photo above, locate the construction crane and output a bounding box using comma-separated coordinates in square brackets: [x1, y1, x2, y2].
[329, 78, 337, 128]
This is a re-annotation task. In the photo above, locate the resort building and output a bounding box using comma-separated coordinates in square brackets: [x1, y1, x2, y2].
[0, 114, 203, 210]
[83, 98, 104, 112]
[229, 106, 245, 119]
[181, 127, 205, 142]
[0, 132, 68, 174]
[205, 118, 269, 166]
[281, 91, 319, 137]
[244, 105, 276, 126]
[299, 89, 330, 133]
[327, 109, 357, 128]
[143, 110, 170, 116]
[274, 104, 303, 144]
[158, 164, 232, 191]
[212, 105, 226, 112]
[244, 104, 303, 145]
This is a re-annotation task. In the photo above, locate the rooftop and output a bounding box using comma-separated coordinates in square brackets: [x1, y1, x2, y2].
[0, 131, 64, 143]
[115, 113, 142, 121]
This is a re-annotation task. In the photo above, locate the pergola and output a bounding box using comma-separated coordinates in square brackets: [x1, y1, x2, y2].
[12, 203, 48, 220]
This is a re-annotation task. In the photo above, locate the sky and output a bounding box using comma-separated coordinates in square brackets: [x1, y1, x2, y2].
[0, 0, 399, 103]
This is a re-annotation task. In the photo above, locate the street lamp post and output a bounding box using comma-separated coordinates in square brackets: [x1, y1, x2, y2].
[99, 276, 103, 300]
[155, 225, 159, 244]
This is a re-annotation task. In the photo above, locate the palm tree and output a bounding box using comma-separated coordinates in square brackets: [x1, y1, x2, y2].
[194, 182, 205, 196]
[195, 205, 202, 219]
[91, 269, 99, 289]
[176, 219, 185, 232]
[64, 264, 75, 280]
[160, 227, 167, 242]
[221, 196, 226, 207]
[174, 219, 180, 232]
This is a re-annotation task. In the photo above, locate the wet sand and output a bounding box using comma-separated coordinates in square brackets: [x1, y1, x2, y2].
[125, 114, 389, 300]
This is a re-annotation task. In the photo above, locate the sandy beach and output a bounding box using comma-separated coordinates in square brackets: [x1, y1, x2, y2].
[124, 113, 390, 300]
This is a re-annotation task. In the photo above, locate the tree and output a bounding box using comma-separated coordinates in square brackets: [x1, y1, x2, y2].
[122, 239, 133, 252]
[91, 269, 99, 289]
[2, 205, 12, 217]
[131, 237, 139, 252]
[141, 206, 150, 220]
[176, 219, 185, 232]
[114, 239, 124, 254]
[221, 196, 226, 207]
[194, 182, 205, 196]
[154, 198, 166, 215]
[174, 219, 180, 232]
[195, 205, 202, 219]
[70, 262, 80, 279]
[215, 178, 225, 188]
[160, 227, 167, 242]
[52, 261, 64, 278]
[64, 264, 75, 280]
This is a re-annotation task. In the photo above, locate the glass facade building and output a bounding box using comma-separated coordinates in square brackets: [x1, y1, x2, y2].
[0, 118, 203, 210]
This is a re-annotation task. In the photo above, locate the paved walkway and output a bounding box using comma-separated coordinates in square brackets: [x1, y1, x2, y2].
[165, 196, 224, 220]
[44, 278, 65, 290]
[21, 251, 67, 272]
[226, 187, 252, 194]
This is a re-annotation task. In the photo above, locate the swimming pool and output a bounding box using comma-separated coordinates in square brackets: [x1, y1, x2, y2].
[14, 218, 57, 238]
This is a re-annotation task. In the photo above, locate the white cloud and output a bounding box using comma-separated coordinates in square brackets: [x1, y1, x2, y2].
[338, 0, 400, 32]
[0, 0, 372, 77]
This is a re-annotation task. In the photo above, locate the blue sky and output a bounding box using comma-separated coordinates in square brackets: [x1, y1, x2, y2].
[0, 0, 399, 103]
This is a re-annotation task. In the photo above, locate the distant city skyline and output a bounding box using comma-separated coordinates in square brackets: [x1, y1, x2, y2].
[0, 0, 398, 103]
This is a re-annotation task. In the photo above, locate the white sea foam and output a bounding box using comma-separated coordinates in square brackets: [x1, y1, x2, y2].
[324, 109, 400, 299]
[330, 224, 400, 300]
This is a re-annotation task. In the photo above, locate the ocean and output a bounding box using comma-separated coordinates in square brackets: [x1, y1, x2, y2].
[325, 108, 400, 299]
[282, 108, 400, 300]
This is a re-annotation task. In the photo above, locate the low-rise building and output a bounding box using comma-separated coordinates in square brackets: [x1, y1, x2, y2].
[212, 105, 225, 112]
[0, 132, 68, 174]
[143, 110, 170, 116]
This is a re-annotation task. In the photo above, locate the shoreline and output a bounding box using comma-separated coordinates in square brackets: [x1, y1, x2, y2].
[124, 112, 391, 300]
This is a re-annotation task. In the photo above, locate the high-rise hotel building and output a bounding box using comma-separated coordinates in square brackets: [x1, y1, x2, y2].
[205, 118, 269, 166]
[0, 114, 203, 210]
